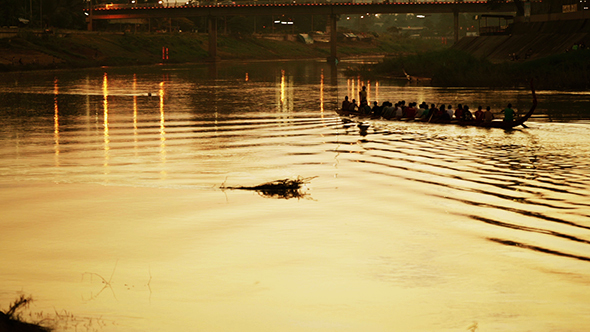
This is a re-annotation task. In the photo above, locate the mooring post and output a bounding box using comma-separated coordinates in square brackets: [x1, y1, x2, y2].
[208, 16, 220, 62]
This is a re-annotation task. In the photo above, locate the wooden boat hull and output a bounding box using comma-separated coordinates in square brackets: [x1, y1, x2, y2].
[335, 110, 529, 129]
[336, 81, 537, 130]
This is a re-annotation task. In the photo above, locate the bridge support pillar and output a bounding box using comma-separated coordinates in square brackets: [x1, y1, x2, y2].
[86, 10, 93, 31]
[208, 16, 221, 62]
[327, 14, 339, 64]
[453, 10, 459, 43]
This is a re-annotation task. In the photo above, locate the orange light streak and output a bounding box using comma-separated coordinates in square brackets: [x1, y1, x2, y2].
[320, 69, 324, 115]
[133, 74, 138, 155]
[375, 81, 379, 104]
[53, 78, 60, 166]
[280, 69, 285, 108]
[103, 73, 110, 175]
[159, 81, 167, 178]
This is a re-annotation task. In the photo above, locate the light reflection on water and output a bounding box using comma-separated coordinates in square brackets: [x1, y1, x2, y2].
[0, 61, 590, 332]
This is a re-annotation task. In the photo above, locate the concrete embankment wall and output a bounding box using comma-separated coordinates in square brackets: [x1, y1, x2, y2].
[453, 19, 590, 62]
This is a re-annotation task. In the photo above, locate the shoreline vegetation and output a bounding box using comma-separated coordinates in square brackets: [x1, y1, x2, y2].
[345, 48, 590, 90]
[1, 294, 110, 332]
[0, 29, 443, 72]
[0, 295, 49, 332]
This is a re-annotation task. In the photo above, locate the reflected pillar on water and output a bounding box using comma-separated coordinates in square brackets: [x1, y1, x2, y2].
[329, 62, 338, 87]
[347, 78, 357, 105]
[280, 70, 285, 109]
[375, 81, 379, 104]
[208, 62, 219, 128]
[53, 78, 60, 167]
[329, 61, 339, 110]
[133, 74, 139, 157]
[85, 76, 91, 132]
[276, 69, 294, 114]
[102, 72, 110, 178]
[159, 81, 167, 180]
[357, 77, 362, 103]
[320, 69, 324, 115]
[203, 63, 219, 128]
[364, 79, 372, 105]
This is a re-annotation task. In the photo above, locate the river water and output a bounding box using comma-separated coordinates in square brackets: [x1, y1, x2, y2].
[0, 60, 589, 332]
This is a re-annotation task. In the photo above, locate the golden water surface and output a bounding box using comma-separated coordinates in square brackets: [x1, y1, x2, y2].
[0, 61, 589, 332]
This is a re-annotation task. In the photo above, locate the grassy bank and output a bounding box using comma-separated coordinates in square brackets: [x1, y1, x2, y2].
[0, 30, 446, 72]
[346, 48, 590, 90]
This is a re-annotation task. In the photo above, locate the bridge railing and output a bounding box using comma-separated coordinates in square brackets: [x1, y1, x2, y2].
[92, 0, 483, 9]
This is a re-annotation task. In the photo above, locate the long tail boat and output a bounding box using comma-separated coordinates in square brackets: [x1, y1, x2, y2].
[336, 80, 537, 130]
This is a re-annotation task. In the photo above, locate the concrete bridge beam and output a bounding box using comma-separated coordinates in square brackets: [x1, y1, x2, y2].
[454, 10, 459, 44]
[327, 14, 339, 64]
[86, 9, 93, 31]
[208, 16, 221, 62]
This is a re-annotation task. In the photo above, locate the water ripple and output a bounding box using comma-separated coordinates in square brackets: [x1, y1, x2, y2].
[333, 119, 590, 262]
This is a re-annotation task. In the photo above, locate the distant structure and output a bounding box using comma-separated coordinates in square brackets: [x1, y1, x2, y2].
[85, 1, 515, 62]
[525, 0, 590, 21]
[454, 0, 590, 61]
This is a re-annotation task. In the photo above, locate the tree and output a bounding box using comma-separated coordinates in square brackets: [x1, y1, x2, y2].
[227, 16, 255, 35]
[43, 0, 86, 29]
[487, 0, 524, 16]
[0, 0, 26, 26]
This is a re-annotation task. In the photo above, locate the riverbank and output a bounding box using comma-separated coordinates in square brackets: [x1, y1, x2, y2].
[346, 48, 590, 90]
[453, 19, 590, 63]
[0, 29, 445, 72]
[344, 17, 590, 90]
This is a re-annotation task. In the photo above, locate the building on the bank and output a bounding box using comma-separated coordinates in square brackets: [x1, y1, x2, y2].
[455, 0, 590, 62]
[526, 0, 590, 20]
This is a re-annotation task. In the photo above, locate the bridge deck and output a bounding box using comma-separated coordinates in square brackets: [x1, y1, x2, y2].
[84, 1, 516, 61]
[87, 1, 514, 19]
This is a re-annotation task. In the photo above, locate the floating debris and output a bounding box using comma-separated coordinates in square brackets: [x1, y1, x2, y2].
[221, 176, 316, 199]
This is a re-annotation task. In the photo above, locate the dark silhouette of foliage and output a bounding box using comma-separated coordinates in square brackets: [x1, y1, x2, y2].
[0, 0, 86, 29]
[487, 0, 524, 16]
[43, 0, 86, 29]
[0, 0, 27, 26]
[0, 295, 50, 332]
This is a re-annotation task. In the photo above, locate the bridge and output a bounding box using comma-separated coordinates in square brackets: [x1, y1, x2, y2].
[85, 1, 515, 62]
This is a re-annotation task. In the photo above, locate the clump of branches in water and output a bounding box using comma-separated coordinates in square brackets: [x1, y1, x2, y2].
[220, 176, 316, 199]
